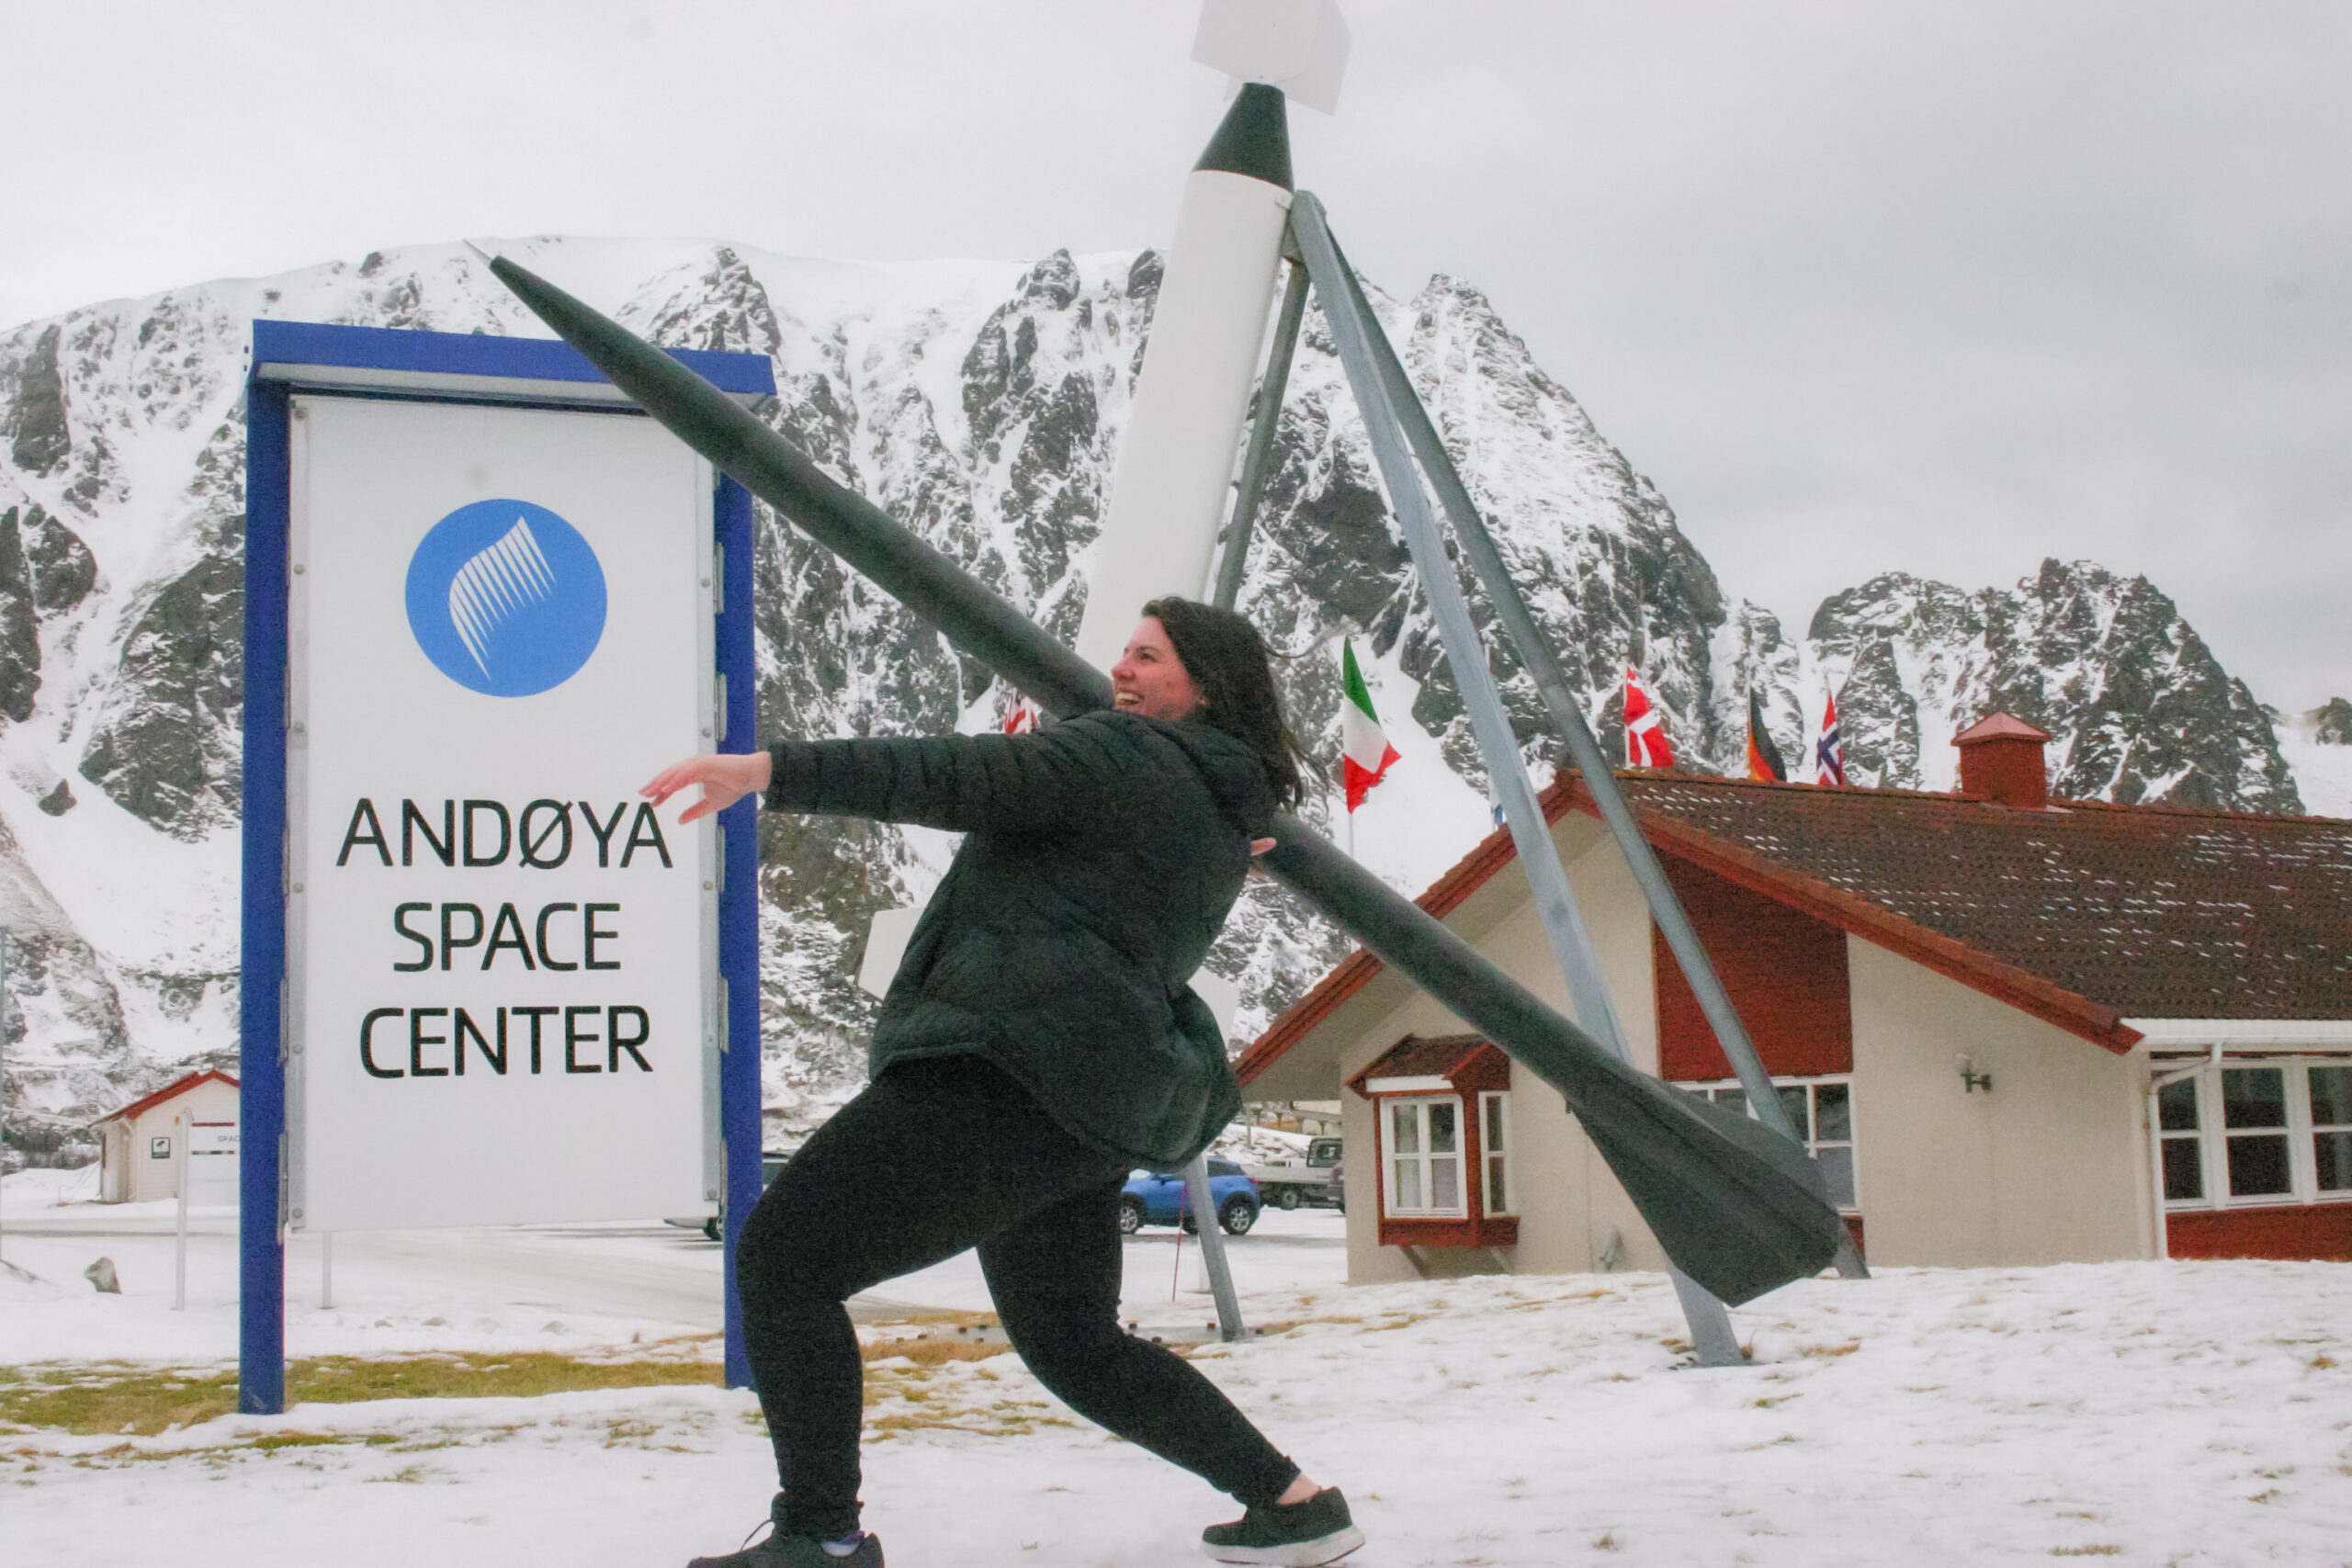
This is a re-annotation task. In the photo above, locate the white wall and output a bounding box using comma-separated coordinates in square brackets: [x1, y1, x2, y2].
[1847, 942, 2150, 1266]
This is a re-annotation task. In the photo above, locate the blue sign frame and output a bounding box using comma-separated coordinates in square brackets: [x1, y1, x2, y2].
[242, 321, 774, 1412]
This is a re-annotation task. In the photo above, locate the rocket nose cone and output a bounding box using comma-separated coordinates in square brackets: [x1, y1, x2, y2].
[1193, 82, 1293, 191]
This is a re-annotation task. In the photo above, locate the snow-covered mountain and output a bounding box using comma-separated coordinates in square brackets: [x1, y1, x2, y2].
[0, 237, 2322, 1155]
[2276, 697, 2352, 818]
[1706, 563, 2305, 812]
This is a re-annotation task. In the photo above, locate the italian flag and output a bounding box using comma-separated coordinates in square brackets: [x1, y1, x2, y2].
[1340, 638, 1402, 812]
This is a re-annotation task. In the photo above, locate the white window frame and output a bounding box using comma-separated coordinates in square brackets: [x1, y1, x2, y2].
[2154, 1058, 2352, 1212]
[1690, 1075, 1860, 1213]
[1478, 1090, 1515, 1218]
[1381, 1093, 1469, 1219]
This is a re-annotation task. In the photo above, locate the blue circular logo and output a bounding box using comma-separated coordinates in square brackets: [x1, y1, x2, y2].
[404, 500, 607, 697]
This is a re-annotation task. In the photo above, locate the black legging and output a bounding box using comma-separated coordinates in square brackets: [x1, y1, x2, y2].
[735, 1054, 1301, 1540]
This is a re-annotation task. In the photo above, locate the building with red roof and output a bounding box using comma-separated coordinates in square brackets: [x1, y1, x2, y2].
[1240, 717, 2351, 1281]
[93, 1069, 239, 1204]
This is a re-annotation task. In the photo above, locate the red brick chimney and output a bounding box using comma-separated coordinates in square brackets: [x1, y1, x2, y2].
[1953, 713, 2052, 808]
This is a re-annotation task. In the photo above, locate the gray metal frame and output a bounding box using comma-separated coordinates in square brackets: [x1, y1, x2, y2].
[488, 250, 1849, 1321]
[1182, 184, 1875, 1352]
[1283, 196, 1739, 1363]
[1300, 206, 1869, 1285]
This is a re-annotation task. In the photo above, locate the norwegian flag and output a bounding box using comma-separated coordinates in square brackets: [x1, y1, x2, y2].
[1814, 683, 1848, 785]
[1623, 667, 1674, 768]
[1001, 694, 1040, 734]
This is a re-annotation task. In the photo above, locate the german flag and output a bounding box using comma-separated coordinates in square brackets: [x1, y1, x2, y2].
[1746, 689, 1787, 782]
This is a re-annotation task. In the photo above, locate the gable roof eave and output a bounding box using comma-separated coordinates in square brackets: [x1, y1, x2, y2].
[95, 1068, 241, 1127]
[1575, 781, 2144, 1055]
[1237, 781, 1588, 1089]
[1240, 771, 2152, 1087]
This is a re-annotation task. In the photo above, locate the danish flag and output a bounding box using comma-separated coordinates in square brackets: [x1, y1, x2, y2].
[1623, 667, 1674, 768]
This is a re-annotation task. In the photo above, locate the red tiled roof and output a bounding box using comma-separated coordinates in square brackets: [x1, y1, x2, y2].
[1351, 1033, 1489, 1082]
[98, 1068, 239, 1125]
[1239, 773, 2352, 1085]
[1342, 1033, 1513, 1098]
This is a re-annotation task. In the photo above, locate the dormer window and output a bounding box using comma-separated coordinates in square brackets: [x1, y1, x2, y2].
[1347, 1034, 1517, 1249]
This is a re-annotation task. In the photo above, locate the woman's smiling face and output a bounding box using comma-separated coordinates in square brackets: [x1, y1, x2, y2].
[1110, 617, 1203, 721]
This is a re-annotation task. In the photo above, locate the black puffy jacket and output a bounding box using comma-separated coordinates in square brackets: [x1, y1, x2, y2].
[765, 710, 1275, 1167]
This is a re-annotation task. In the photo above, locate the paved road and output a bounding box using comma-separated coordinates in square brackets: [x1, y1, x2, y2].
[3, 1202, 1348, 1332]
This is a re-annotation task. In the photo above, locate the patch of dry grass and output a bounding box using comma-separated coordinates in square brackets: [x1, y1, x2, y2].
[0, 1346, 726, 1438]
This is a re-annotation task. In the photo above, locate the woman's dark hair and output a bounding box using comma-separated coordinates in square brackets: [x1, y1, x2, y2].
[1141, 596, 1307, 810]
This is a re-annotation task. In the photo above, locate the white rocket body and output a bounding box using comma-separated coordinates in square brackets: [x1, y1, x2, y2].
[1073, 87, 1295, 671]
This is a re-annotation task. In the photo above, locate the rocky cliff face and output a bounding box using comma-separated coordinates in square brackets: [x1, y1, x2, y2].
[0, 236, 2323, 1154]
[1804, 562, 2301, 810]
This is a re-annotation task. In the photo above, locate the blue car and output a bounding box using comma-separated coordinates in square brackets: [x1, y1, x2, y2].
[1121, 1159, 1261, 1235]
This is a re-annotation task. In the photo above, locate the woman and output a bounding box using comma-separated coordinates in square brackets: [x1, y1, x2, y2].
[642, 599, 1363, 1568]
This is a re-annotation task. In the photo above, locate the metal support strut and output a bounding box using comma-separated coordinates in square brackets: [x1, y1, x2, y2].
[1175, 256, 1316, 1347]
[1299, 203, 1868, 1285]
[1285, 194, 1747, 1365]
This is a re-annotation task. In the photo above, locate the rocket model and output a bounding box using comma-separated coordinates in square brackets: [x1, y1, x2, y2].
[1070, 0, 1351, 669]
[484, 254, 1844, 1305]
[1071, 84, 1293, 667]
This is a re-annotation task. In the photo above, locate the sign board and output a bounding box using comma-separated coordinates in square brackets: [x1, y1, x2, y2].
[287, 396, 718, 1232]
[242, 320, 770, 1413]
[187, 1122, 240, 1206]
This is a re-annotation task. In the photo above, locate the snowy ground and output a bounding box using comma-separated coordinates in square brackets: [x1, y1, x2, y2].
[5, 1167, 2348, 1566]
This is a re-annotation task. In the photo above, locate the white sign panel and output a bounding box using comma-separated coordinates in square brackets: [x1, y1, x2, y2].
[187, 1122, 240, 1206]
[289, 397, 716, 1231]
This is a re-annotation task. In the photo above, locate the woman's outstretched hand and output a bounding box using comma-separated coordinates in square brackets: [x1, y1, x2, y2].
[642, 751, 773, 825]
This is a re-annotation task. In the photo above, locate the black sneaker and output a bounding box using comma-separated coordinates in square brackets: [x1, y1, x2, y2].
[686, 1524, 884, 1568]
[1200, 1487, 1364, 1565]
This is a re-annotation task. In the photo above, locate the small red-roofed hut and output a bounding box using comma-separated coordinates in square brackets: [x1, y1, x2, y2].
[94, 1070, 240, 1204]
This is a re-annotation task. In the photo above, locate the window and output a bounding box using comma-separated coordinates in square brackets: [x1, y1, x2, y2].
[2157, 1077, 2202, 1201]
[2222, 1068, 2291, 1198]
[1347, 1034, 1517, 1248]
[1385, 1096, 1465, 1218]
[2156, 1061, 2352, 1209]
[1692, 1077, 1858, 1211]
[2314, 1066, 2352, 1194]
[1479, 1091, 1514, 1217]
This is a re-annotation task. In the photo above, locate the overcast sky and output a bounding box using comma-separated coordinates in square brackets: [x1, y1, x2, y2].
[5, 1, 2346, 709]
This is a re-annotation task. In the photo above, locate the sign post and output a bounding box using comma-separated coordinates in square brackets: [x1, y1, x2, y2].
[173, 1112, 187, 1311]
[243, 322, 771, 1412]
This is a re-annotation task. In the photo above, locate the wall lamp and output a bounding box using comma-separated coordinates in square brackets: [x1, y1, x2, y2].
[1956, 1054, 1995, 1094]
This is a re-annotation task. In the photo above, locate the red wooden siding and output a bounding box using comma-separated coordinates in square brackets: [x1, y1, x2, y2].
[2165, 1204, 2352, 1261]
[1377, 1213, 1521, 1249]
[1653, 859, 1852, 1080]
